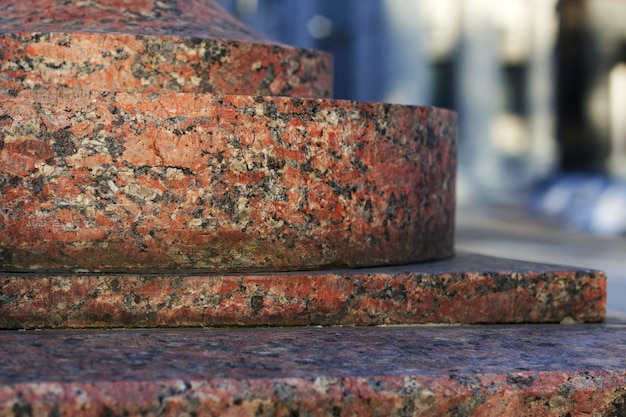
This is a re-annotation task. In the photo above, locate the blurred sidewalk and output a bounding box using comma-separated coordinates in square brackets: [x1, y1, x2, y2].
[456, 205, 626, 322]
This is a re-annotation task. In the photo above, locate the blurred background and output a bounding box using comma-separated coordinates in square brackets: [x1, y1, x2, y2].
[217, 0, 626, 318]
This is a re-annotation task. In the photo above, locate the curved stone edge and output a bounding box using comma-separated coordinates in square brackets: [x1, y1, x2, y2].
[0, 89, 456, 271]
[0, 254, 606, 329]
[0, 0, 272, 43]
[0, 32, 333, 98]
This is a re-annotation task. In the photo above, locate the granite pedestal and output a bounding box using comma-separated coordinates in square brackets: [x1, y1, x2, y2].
[0, 1, 617, 415]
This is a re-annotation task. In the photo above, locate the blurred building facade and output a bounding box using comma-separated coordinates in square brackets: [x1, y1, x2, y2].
[217, 0, 626, 206]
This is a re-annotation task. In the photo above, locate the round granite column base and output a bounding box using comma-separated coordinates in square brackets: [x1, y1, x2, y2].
[0, 89, 456, 272]
[0, 0, 333, 97]
[0, 33, 332, 98]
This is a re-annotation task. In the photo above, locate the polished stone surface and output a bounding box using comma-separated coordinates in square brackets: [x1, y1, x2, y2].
[0, 254, 605, 329]
[0, 0, 332, 97]
[0, 324, 625, 416]
[0, 89, 456, 272]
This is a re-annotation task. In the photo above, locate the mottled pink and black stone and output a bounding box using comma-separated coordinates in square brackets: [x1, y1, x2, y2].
[0, 0, 333, 97]
[0, 89, 456, 271]
[0, 324, 624, 416]
[0, 254, 605, 329]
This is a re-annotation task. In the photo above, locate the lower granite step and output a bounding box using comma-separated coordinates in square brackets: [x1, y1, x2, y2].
[0, 253, 606, 328]
[1, 324, 625, 416]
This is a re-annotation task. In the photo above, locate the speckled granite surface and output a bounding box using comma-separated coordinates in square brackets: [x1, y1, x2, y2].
[0, 89, 456, 272]
[0, 254, 605, 329]
[0, 0, 332, 97]
[0, 4, 616, 415]
[0, 0, 270, 41]
[1, 324, 625, 416]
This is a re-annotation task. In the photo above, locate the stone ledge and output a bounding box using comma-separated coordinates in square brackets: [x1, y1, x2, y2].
[0, 324, 624, 416]
[0, 253, 605, 329]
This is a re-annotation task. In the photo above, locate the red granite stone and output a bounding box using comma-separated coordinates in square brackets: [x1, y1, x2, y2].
[0, 88, 456, 272]
[0, 324, 624, 416]
[0, 0, 332, 97]
[0, 254, 605, 329]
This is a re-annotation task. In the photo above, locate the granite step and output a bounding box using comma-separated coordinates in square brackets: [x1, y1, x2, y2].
[1, 324, 625, 416]
[0, 253, 605, 329]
